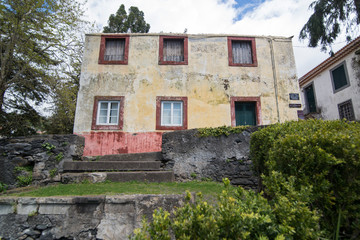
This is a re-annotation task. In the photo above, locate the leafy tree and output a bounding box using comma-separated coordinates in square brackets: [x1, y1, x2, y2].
[44, 22, 99, 134]
[0, 0, 86, 136]
[103, 4, 150, 33]
[300, 0, 360, 52]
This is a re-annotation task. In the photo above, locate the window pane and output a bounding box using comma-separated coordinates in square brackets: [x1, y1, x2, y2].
[99, 109, 108, 117]
[232, 41, 252, 64]
[163, 102, 171, 110]
[162, 110, 171, 125]
[164, 39, 184, 62]
[98, 116, 107, 124]
[100, 102, 108, 110]
[110, 102, 119, 110]
[104, 39, 125, 61]
[109, 116, 118, 124]
[332, 64, 348, 90]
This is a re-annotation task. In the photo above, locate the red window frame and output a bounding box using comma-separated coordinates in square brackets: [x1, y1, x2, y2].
[230, 96, 261, 126]
[156, 96, 188, 130]
[159, 36, 188, 65]
[91, 96, 125, 130]
[98, 35, 130, 65]
[227, 37, 257, 67]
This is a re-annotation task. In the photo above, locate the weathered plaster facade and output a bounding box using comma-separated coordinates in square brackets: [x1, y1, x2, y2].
[299, 37, 360, 120]
[74, 33, 301, 156]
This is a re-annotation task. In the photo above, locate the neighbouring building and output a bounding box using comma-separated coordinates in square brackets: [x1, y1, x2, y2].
[299, 37, 360, 120]
[74, 33, 301, 156]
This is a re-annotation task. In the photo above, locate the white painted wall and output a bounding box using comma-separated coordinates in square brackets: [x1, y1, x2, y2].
[300, 51, 360, 120]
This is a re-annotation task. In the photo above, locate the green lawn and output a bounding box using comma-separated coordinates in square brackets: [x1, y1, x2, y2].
[2, 181, 227, 197]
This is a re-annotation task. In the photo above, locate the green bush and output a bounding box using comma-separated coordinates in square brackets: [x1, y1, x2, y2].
[251, 119, 360, 239]
[197, 125, 249, 137]
[16, 174, 33, 187]
[130, 179, 321, 240]
[0, 182, 8, 193]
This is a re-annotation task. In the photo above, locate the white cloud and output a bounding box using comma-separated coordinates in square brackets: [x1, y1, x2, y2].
[82, 0, 350, 77]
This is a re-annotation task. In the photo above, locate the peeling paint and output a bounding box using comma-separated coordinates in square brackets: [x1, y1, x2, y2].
[74, 34, 301, 155]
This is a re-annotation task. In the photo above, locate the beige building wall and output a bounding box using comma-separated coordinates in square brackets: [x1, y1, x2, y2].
[74, 33, 301, 135]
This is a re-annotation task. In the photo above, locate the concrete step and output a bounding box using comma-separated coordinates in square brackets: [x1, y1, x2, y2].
[61, 171, 174, 183]
[83, 152, 163, 162]
[63, 161, 161, 172]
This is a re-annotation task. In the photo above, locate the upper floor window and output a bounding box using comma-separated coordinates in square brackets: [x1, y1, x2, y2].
[228, 37, 257, 67]
[159, 36, 188, 65]
[99, 35, 129, 65]
[91, 96, 124, 130]
[330, 61, 350, 92]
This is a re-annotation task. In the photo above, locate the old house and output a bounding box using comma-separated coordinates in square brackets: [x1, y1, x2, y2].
[299, 37, 360, 120]
[74, 33, 301, 156]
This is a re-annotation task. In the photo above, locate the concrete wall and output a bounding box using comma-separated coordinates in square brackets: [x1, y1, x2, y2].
[0, 194, 189, 240]
[300, 52, 360, 119]
[74, 33, 301, 156]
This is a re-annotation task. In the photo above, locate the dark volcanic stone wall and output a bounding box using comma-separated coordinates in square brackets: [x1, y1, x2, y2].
[162, 128, 260, 189]
[0, 135, 84, 188]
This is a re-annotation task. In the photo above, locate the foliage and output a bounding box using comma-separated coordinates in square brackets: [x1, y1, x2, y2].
[0, 0, 89, 137]
[16, 174, 33, 187]
[251, 119, 360, 239]
[43, 21, 98, 134]
[55, 152, 64, 162]
[130, 179, 321, 240]
[300, 0, 360, 52]
[42, 142, 56, 154]
[103, 4, 150, 33]
[14, 165, 33, 173]
[49, 168, 58, 178]
[0, 182, 8, 193]
[197, 125, 250, 137]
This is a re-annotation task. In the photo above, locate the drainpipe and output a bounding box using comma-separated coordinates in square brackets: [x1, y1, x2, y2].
[268, 38, 281, 123]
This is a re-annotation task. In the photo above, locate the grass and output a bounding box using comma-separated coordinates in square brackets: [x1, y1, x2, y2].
[2, 181, 227, 198]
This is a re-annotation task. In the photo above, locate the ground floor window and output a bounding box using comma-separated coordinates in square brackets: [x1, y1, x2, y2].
[156, 96, 188, 130]
[230, 97, 261, 126]
[304, 83, 317, 113]
[338, 99, 355, 121]
[91, 96, 124, 130]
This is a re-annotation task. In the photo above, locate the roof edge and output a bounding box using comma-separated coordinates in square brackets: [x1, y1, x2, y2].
[299, 36, 360, 86]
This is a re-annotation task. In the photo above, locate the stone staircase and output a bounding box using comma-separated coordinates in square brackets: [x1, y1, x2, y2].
[61, 152, 174, 183]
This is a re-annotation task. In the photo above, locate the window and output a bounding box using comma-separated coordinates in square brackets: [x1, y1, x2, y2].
[92, 96, 124, 130]
[304, 83, 317, 113]
[159, 36, 188, 65]
[228, 37, 257, 67]
[156, 96, 188, 130]
[98, 35, 129, 65]
[230, 97, 261, 126]
[338, 99, 355, 121]
[330, 62, 350, 92]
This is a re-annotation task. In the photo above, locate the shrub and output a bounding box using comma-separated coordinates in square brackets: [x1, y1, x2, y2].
[130, 179, 321, 240]
[16, 174, 33, 187]
[0, 182, 8, 193]
[250, 119, 360, 239]
[197, 125, 249, 137]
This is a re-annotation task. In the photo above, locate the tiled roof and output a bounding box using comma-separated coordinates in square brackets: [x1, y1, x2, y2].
[299, 36, 360, 87]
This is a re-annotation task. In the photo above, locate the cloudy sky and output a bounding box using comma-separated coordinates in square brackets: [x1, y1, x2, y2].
[81, 0, 350, 77]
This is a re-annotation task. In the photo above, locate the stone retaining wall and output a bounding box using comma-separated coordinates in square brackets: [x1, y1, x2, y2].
[0, 194, 189, 240]
[0, 135, 84, 188]
[162, 128, 260, 189]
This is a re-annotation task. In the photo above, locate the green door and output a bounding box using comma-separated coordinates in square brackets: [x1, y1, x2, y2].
[305, 84, 316, 113]
[235, 102, 256, 126]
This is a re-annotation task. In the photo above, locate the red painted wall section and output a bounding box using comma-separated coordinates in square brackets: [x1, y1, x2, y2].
[78, 132, 163, 156]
